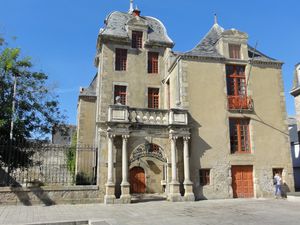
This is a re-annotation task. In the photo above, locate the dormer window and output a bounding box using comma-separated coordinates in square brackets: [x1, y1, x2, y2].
[229, 44, 241, 59]
[132, 31, 143, 48]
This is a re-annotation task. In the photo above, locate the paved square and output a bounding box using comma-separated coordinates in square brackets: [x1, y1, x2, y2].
[0, 198, 300, 225]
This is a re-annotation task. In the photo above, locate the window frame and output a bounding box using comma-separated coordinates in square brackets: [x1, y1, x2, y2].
[199, 169, 210, 186]
[148, 52, 159, 74]
[132, 31, 143, 49]
[114, 85, 127, 105]
[115, 48, 127, 71]
[226, 65, 247, 97]
[148, 87, 159, 109]
[229, 44, 241, 59]
[229, 118, 251, 154]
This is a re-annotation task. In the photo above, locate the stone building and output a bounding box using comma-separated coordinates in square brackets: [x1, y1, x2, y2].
[76, 2, 294, 203]
[290, 63, 300, 191]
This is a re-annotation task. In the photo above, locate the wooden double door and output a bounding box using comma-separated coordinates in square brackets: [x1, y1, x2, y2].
[232, 165, 254, 198]
[129, 167, 146, 193]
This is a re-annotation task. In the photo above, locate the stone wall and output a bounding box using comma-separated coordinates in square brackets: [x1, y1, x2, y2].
[0, 186, 102, 205]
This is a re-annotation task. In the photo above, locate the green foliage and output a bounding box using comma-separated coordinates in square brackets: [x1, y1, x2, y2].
[0, 41, 65, 141]
[66, 132, 77, 179]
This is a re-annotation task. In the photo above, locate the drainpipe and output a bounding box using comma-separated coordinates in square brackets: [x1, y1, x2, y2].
[176, 56, 182, 107]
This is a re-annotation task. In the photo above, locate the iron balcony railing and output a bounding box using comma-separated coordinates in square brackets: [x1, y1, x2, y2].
[108, 105, 188, 125]
[227, 96, 254, 111]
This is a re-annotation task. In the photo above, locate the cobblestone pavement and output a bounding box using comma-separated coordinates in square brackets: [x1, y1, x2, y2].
[0, 198, 300, 225]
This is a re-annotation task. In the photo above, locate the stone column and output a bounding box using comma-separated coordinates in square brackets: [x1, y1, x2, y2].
[168, 135, 182, 202]
[120, 134, 131, 203]
[104, 133, 116, 204]
[183, 136, 195, 201]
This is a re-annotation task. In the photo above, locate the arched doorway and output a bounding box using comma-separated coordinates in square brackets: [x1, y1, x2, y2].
[130, 167, 146, 193]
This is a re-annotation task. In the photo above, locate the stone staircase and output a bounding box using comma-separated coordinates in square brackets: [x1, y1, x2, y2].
[130, 193, 167, 203]
[26, 220, 110, 225]
[287, 192, 300, 201]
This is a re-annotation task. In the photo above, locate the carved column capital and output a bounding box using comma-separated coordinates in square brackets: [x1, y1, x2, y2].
[183, 135, 190, 141]
[107, 133, 116, 139]
[122, 134, 130, 142]
[169, 134, 179, 141]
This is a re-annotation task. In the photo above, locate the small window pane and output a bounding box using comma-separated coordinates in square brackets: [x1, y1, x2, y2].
[229, 44, 241, 59]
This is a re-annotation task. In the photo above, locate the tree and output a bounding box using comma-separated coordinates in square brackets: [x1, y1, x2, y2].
[0, 42, 65, 141]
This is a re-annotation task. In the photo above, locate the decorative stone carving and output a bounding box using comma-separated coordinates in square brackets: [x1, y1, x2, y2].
[129, 144, 167, 163]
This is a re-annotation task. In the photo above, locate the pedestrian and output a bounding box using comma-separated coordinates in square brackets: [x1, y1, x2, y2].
[274, 172, 282, 199]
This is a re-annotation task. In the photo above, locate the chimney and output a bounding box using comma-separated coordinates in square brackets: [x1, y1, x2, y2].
[132, 8, 141, 17]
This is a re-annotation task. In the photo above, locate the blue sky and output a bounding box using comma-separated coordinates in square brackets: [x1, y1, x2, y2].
[0, 0, 299, 125]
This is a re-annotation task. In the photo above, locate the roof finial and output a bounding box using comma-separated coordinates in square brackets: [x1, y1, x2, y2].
[214, 13, 218, 24]
[129, 0, 134, 13]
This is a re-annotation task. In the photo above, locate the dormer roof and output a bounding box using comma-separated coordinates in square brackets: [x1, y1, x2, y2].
[181, 23, 281, 64]
[99, 11, 174, 47]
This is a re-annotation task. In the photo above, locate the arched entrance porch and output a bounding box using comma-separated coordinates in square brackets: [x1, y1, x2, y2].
[129, 143, 168, 196]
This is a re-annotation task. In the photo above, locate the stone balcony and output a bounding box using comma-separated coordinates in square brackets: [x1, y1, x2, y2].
[108, 105, 188, 126]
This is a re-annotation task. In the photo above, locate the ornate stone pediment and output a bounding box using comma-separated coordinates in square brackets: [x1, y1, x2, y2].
[129, 143, 167, 164]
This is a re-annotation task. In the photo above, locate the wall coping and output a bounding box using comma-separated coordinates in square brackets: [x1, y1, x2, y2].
[0, 185, 99, 193]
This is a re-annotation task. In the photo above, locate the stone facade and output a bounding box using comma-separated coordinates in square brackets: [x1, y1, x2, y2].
[76, 6, 294, 203]
[0, 186, 101, 205]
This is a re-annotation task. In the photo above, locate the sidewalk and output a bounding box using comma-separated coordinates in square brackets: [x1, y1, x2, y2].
[1, 198, 300, 225]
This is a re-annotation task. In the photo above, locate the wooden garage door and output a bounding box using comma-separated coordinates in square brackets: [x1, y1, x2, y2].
[232, 166, 253, 198]
[130, 167, 146, 193]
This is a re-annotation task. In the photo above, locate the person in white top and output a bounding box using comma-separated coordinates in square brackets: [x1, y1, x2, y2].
[274, 173, 282, 198]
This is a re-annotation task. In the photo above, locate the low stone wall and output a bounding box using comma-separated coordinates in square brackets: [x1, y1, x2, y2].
[0, 185, 103, 205]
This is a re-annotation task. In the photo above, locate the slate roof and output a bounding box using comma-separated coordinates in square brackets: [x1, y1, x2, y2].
[79, 74, 97, 97]
[184, 23, 224, 58]
[100, 11, 173, 46]
[181, 23, 281, 63]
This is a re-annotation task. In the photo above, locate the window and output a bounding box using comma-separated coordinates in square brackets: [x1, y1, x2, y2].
[149, 144, 159, 152]
[226, 65, 252, 110]
[148, 88, 159, 108]
[226, 65, 246, 96]
[148, 52, 159, 74]
[229, 118, 251, 153]
[132, 31, 143, 48]
[114, 85, 127, 105]
[115, 48, 127, 71]
[199, 169, 210, 186]
[229, 44, 241, 59]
